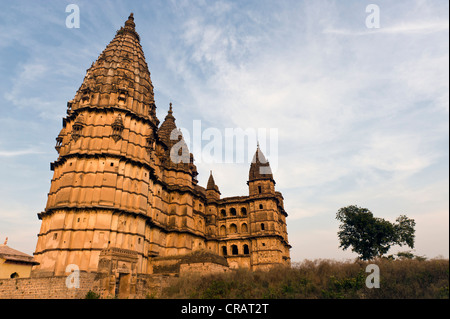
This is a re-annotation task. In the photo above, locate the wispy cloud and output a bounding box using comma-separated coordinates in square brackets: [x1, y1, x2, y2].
[324, 20, 449, 35]
[0, 148, 44, 157]
[353, 132, 439, 174]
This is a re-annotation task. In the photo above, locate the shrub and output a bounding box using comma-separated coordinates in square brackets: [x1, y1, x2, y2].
[159, 259, 449, 299]
[85, 290, 100, 299]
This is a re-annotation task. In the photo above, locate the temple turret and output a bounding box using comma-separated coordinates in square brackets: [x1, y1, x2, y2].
[248, 145, 275, 196]
[206, 171, 221, 200]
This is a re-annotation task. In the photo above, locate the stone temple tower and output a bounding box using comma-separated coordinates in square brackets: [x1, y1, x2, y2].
[32, 14, 290, 278]
[33, 14, 160, 276]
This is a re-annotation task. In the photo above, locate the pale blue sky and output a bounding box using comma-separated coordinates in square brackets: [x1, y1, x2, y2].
[0, 0, 448, 261]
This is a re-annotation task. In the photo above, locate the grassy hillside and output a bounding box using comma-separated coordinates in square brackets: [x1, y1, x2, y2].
[160, 258, 449, 299]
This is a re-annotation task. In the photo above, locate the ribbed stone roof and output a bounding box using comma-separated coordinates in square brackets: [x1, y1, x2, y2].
[0, 244, 39, 265]
[70, 13, 158, 125]
[248, 146, 274, 182]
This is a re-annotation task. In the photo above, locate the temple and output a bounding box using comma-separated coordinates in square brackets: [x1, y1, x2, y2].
[32, 14, 291, 281]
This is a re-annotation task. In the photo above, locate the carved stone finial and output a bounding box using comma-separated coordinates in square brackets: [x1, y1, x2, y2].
[125, 13, 135, 29]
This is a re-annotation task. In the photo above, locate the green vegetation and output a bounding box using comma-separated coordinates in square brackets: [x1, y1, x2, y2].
[160, 258, 449, 299]
[85, 290, 101, 299]
[336, 205, 416, 260]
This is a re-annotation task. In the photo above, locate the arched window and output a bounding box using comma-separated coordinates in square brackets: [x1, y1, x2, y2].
[241, 223, 248, 233]
[220, 225, 226, 236]
[220, 209, 226, 217]
[230, 223, 237, 233]
[231, 245, 238, 255]
[243, 244, 249, 255]
[230, 208, 237, 216]
[258, 186, 262, 194]
[222, 246, 227, 256]
[259, 204, 263, 209]
[260, 223, 265, 231]
[241, 207, 247, 216]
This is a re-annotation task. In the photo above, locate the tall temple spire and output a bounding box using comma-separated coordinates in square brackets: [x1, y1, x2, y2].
[67, 13, 157, 126]
[33, 14, 162, 276]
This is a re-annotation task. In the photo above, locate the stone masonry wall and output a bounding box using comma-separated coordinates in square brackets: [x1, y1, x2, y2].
[180, 262, 229, 276]
[0, 272, 176, 299]
[0, 272, 100, 299]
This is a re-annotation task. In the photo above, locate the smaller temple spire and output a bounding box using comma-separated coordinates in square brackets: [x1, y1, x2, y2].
[207, 170, 216, 190]
[162, 103, 175, 123]
[157, 103, 178, 148]
[206, 170, 220, 198]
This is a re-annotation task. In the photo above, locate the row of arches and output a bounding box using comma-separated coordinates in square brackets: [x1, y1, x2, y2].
[220, 207, 247, 218]
[219, 204, 267, 218]
[219, 222, 248, 236]
[219, 222, 268, 235]
[222, 244, 250, 256]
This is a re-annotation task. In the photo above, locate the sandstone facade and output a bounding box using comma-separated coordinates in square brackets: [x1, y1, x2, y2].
[31, 14, 291, 286]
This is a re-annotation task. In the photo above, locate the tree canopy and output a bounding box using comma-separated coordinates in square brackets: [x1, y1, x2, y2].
[336, 205, 416, 260]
